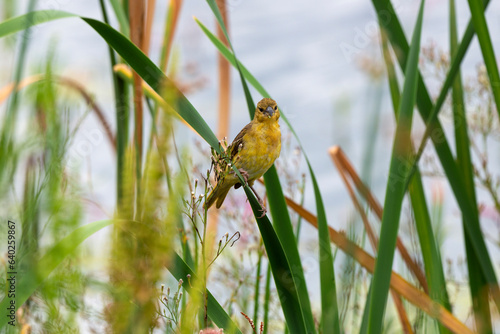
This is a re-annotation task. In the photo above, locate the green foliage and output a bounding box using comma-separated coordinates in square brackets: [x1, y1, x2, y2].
[365, 2, 425, 332]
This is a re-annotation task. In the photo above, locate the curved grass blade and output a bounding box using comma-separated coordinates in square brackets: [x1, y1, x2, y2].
[0, 11, 221, 153]
[80, 17, 221, 151]
[196, 16, 340, 333]
[366, 2, 425, 332]
[170, 253, 243, 334]
[0, 219, 114, 328]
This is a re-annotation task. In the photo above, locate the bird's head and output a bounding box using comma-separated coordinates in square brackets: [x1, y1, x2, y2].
[254, 98, 280, 123]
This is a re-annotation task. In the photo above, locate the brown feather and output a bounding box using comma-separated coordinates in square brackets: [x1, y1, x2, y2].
[229, 122, 252, 159]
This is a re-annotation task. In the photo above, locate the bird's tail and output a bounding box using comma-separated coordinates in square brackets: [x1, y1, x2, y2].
[204, 185, 218, 210]
[204, 182, 231, 210]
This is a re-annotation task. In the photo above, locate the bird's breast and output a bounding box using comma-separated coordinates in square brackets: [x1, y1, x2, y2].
[235, 121, 281, 181]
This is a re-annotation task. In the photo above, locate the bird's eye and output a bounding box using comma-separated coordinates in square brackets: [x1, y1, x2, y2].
[274, 105, 277, 110]
[258, 107, 264, 112]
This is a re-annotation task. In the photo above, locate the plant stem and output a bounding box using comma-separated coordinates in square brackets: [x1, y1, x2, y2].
[253, 241, 263, 326]
[202, 204, 209, 328]
[98, 0, 129, 208]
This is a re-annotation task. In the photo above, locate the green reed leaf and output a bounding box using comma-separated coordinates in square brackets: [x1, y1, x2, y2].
[366, 2, 425, 332]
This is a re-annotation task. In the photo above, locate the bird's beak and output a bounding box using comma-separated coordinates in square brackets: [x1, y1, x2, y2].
[265, 106, 275, 117]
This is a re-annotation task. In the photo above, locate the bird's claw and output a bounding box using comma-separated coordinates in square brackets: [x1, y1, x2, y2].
[257, 203, 267, 218]
[255, 194, 267, 218]
[238, 169, 249, 183]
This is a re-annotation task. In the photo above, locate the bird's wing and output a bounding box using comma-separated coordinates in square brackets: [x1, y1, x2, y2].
[229, 122, 252, 159]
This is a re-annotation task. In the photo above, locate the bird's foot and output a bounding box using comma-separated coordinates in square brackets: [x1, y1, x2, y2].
[248, 183, 267, 218]
[238, 169, 249, 183]
[257, 200, 267, 218]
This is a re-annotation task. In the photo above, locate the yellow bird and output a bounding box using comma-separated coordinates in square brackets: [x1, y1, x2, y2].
[205, 98, 281, 216]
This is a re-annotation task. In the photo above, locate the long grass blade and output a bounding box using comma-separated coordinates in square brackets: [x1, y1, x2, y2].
[143, 0, 155, 53]
[129, 0, 146, 218]
[80, 17, 221, 150]
[380, 30, 401, 113]
[310, 169, 341, 334]
[98, 0, 129, 208]
[450, 0, 491, 331]
[263, 265, 272, 334]
[366, 2, 425, 332]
